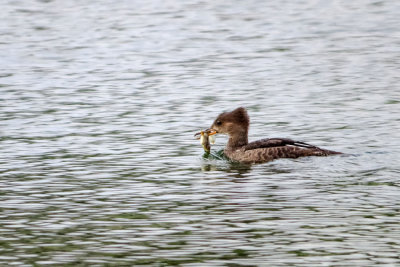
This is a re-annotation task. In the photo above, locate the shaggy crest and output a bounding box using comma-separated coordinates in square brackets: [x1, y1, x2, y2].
[213, 107, 250, 130]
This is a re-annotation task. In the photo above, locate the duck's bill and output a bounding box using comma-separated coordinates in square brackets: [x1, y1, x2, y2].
[207, 129, 217, 135]
[194, 128, 217, 139]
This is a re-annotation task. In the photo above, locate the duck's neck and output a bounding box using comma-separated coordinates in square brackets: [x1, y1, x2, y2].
[227, 130, 248, 150]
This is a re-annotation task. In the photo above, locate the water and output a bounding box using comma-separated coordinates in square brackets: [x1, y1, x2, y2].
[1, 0, 400, 265]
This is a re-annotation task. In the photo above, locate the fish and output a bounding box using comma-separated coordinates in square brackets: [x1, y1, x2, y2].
[194, 128, 217, 153]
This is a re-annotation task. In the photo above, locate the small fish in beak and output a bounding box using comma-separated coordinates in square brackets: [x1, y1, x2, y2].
[194, 129, 217, 153]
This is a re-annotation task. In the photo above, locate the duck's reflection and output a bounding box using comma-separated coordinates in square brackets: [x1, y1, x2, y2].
[199, 150, 306, 179]
[201, 162, 252, 173]
[200, 150, 252, 177]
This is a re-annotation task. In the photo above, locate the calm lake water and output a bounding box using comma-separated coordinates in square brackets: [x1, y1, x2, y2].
[1, 0, 400, 266]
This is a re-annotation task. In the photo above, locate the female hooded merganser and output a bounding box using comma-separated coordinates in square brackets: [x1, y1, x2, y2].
[210, 107, 342, 164]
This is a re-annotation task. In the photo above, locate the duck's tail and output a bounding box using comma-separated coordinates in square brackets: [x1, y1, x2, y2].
[313, 147, 343, 156]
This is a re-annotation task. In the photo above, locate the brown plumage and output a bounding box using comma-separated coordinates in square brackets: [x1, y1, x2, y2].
[210, 107, 342, 164]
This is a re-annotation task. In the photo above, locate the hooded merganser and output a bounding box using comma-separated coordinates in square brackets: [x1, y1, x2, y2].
[210, 107, 342, 164]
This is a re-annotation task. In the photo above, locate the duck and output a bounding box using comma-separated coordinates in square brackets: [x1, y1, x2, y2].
[210, 107, 342, 164]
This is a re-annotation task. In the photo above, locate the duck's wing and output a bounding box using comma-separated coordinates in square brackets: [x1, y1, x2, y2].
[244, 138, 321, 151]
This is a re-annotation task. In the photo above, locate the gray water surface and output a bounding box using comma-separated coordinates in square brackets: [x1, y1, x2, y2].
[1, 0, 400, 266]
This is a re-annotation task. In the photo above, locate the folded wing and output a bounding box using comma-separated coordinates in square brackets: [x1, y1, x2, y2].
[244, 138, 321, 151]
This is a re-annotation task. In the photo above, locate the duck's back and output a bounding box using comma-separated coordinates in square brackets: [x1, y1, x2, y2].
[226, 143, 341, 164]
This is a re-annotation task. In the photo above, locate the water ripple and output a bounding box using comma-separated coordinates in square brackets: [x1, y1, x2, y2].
[1, 0, 400, 265]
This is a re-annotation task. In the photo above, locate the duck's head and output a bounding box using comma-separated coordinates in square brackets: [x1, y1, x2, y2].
[210, 107, 250, 136]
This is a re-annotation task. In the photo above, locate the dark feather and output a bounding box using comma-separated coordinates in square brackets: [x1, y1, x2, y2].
[244, 138, 321, 151]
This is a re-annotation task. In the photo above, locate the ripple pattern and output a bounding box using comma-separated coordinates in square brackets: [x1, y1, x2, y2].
[1, 0, 400, 265]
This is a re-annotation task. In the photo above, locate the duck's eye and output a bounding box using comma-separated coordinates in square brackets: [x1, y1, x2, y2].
[216, 120, 222, 126]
